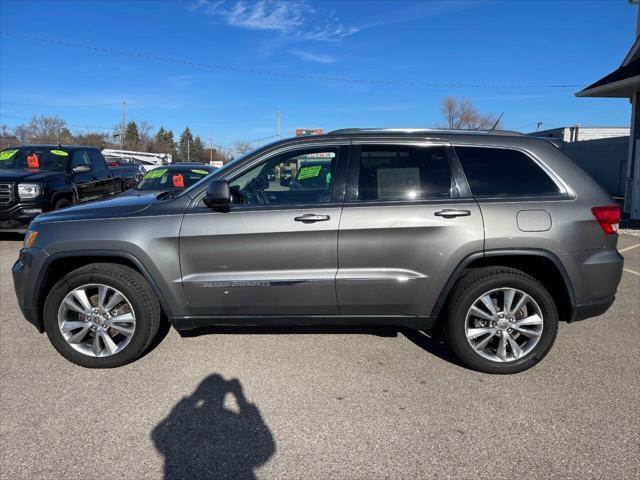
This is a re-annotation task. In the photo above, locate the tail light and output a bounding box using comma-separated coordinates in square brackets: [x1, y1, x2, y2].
[591, 205, 621, 234]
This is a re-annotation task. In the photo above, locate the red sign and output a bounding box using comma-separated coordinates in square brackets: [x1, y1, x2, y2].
[27, 153, 39, 169]
[172, 174, 184, 188]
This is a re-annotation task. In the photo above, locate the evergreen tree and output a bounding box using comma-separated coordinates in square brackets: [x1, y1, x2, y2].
[123, 121, 140, 150]
[154, 127, 176, 156]
[178, 127, 194, 161]
[191, 136, 206, 162]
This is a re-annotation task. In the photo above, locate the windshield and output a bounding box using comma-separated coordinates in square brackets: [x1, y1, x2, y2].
[0, 147, 69, 171]
[136, 167, 213, 191]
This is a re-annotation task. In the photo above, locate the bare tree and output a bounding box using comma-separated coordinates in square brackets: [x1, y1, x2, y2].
[440, 97, 501, 130]
[13, 115, 68, 143]
[234, 140, 253, 155]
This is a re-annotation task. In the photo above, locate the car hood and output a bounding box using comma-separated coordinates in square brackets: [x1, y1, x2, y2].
[0, 169, 63, 182]
[118, 188, 167, 197]
[34, 193, 156, 224]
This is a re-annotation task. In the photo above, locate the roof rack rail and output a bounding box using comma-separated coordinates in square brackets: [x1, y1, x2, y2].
[327, 128, 524, 136]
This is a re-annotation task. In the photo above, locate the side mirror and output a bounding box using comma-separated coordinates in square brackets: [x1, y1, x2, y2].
[203, 180, 231, 211]
[71, 164, 92, 174]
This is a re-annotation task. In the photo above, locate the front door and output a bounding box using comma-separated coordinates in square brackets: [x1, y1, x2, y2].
[337, 141, 484, 317]
[70, 150, 100, 202]
[180, 144, 348, 317]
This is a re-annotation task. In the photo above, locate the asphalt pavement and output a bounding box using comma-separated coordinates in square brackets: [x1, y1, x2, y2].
[0, 233, 638, 480]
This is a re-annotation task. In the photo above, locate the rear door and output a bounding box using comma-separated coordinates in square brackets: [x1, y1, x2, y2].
[180, 142, 348, 317]
[336, 140, 484, 317]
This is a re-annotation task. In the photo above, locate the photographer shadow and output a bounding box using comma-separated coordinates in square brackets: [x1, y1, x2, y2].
[151, 374, 275, 480]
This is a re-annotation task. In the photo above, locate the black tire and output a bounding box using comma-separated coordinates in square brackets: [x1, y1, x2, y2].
[54, 198, 73, 210]
[444, 266, 558, 374]
[43, 263, 161, 368]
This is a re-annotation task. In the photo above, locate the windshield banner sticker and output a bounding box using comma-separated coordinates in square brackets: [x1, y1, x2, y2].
[191, 169, 209, 175]
[50, 149, 69, 156]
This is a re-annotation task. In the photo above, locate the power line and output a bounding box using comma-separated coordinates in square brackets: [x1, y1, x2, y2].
[0, 101, 121, 108]
[0, 112, 114, 131]
[0, 32, 587, 89]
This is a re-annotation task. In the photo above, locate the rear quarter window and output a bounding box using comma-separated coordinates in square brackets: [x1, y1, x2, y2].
[455, 146, 560, 197]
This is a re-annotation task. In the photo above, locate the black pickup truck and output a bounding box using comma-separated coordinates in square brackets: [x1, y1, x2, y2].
[0, 145, 142, 233]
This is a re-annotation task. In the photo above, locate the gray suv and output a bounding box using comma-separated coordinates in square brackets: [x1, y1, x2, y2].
[12, 129, 624, 373]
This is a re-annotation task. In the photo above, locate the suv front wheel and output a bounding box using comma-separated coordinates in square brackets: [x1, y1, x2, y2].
[43, 263, 161, 368]
[444, 267, 558, 374]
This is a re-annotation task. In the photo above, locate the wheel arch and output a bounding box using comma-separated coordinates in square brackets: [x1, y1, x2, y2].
[431, 249, 576, 322]
[36, 251, 174, 331]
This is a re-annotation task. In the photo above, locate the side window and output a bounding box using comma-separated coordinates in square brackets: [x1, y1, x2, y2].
[87, 149, 107, 171]
[351, 145, 452, 202]
[229, 147, 339, 207]
[455, 147, 560, 197]
[71, 150, 91, 168]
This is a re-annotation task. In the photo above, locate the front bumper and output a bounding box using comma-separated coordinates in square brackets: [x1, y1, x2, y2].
[12, 247, 49, 332]
[1, 202, 44, 233]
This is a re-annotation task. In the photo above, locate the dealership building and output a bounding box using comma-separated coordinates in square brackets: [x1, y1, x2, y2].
[576, 2, 640, 219]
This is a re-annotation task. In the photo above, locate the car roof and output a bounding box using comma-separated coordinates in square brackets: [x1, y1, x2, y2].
[151, 164, 215, 171]
[3, 144, 97, 151]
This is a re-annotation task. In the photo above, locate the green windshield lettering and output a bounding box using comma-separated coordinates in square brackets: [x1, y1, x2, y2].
[191, 169, 210, 175]
[50, 149, 69, 156]
[0, 149, 18, 161]
[297, 165, 322, 181]
[144, 169, 167, 179]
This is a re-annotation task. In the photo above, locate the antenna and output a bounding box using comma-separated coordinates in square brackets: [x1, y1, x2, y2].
[490, 112, 504, 131]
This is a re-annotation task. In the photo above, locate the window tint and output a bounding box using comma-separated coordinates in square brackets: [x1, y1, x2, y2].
[455, 147, 560, 197]
[352, 145, 452, 201]
[0, 148, 68, 172]
[71, 150, 92, 168]
[229, 147, 339, 206]
[87, 149, 107, 171]
[138, 168, 212, 191]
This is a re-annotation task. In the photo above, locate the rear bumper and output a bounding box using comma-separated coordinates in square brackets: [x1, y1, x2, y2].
[572, 296, 616, 322]
[560, 248, 623, 322]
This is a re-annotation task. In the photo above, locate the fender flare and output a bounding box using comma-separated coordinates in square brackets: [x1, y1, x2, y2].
[429, 248, 577, 320]
[36, 249, 175, 319]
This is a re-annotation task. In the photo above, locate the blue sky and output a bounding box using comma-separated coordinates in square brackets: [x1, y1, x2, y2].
[0, 0, 635, 149]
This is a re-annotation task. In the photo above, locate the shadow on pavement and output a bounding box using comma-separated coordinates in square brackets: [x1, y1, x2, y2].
[152, 374, 275, 480]
[178, 324, 467, 368]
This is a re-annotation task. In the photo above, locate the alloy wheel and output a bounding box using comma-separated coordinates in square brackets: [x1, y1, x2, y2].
[464, 287, 544, 363]
[57, 283, 136, 357]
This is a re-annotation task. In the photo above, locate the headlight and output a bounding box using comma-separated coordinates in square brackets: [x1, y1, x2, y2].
[18, 183, 42, 199]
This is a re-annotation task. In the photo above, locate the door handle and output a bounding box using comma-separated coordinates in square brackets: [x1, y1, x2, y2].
[434, 209, 471, 218]
[294, 214, 331, 223]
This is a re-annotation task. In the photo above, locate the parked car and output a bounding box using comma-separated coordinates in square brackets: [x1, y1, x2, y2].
[12, 129, 623, 372]
[119, 164, 216, 196]
[0, 145, 141, 233]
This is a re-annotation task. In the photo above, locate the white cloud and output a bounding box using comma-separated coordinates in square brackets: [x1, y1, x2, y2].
[192, 0, 359, 42]
[292, 50, 336, 64]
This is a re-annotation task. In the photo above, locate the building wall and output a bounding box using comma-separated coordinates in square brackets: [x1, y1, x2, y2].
[531, 127, 630, 142]
[560, 136, 629, 197]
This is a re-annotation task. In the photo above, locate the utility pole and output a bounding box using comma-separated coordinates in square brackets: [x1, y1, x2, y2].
[121, 101, 126, 150]
[187, 139, 190, 162]
[209, 129, 213, 164]
[276, 111, 281, 138]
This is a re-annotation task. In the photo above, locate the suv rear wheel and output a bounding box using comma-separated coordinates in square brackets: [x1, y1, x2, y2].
[444, 267, 558, 374]
[43, 263, 161, 368]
